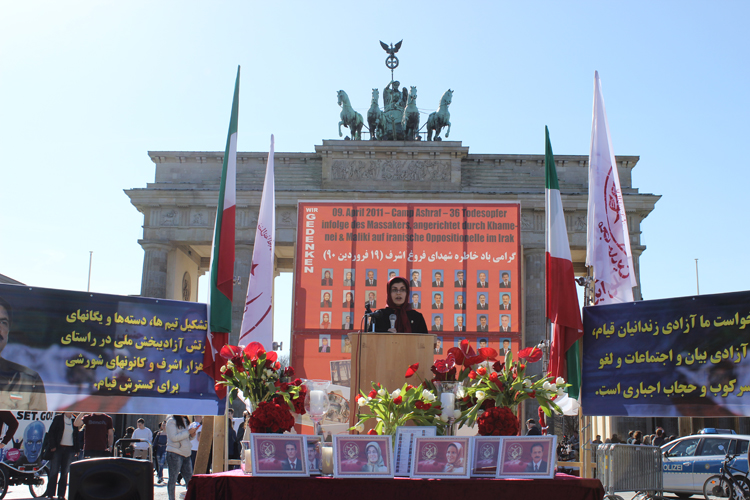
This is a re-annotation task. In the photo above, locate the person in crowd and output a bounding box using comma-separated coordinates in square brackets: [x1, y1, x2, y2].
[227, 409, 239, 466]
[526, 418, 542, 435]
[371, 277, 427, 333]
[443, 442, 464, 473]
[652, 427, 666, 446]
[74, 412, 114, 458]
[632, 430, 643, 445]
[153, 421, 168, 484]
[361, 442, 387, 472]
[43, 412, 80, 499]
[166, 415, 195, 500]
[132, 417, 152, 459]
[0, 411, 18, 450]
[239, 411, 251, 442]
[122, 426, 135, 458]
[626, 430, 634, 444]
[610, 433, 621, 443]
[188, 415, 203, 469]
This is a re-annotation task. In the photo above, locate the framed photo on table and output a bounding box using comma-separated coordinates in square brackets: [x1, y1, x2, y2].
[394, 426, 436, 477]
[496, 435, 557, 479]
[410, 436, 472, 479]
[470, 436, 502, 477]
[332, 435, 394, 478]
[304, 436, 323, 475]
[250, 434, 309, 477]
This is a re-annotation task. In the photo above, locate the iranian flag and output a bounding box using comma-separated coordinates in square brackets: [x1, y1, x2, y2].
[545, 126, 584, 404]
[203, 67, 240, 398]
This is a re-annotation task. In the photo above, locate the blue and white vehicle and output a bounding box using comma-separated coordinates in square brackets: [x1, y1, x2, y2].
[661, 434, 749, 497]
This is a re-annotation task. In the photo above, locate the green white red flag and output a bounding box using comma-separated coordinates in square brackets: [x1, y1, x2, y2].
[586, 71, 636, 305]
[545, 126, 584, 405]
[203, 67, 240, 398]
[239, 135, 275, 347]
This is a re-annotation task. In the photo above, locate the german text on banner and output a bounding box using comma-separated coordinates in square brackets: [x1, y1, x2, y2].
[582, 290, 750, 417]
[0, 283, 220, 415]
[204, 67, 240, 395]
[239, 135, 275, 348]
[586, 71, 636, 305]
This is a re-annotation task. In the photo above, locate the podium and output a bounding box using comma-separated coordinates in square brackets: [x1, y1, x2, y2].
[348, 332, 436, 430]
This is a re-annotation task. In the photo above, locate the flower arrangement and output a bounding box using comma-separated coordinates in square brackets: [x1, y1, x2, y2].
[351, 376, 446, 435]
[217, 342, 307, 424]
[426, 339, 566, 432]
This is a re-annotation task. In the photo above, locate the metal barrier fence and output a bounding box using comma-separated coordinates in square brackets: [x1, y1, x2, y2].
[596, 444, 663, 496]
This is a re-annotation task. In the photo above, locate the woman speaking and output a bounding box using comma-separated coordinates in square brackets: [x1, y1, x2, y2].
[371, 277, 427, 333]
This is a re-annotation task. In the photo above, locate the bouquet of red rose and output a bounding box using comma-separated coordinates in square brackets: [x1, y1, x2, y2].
[476, 406, 519, 436]
[249, 400, 297, 433]
[217, 342, 306, 416]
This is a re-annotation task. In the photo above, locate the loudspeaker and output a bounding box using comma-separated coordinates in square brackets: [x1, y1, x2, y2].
[69, 457, 153, 500]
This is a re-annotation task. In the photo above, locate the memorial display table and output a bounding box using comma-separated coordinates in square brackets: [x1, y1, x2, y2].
[185, 469, 605, 500]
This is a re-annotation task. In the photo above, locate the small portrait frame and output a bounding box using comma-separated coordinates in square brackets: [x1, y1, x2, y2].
[410, 436, 472, 479]
[496, 435, 557, 479]
[304, 435, 323, 475]
[250, 434, 309, 477]
[471, 436, 502, 477]
[332, 434, 394, 478]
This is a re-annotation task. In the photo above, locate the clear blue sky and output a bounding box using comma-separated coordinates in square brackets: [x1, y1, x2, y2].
[2, 1, 748, 353]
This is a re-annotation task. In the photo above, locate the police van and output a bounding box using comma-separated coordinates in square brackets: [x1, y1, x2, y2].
[661, 433, 749, 497]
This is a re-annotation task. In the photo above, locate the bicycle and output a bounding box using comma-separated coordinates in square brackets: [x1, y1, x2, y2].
[703, 453, 750, 500]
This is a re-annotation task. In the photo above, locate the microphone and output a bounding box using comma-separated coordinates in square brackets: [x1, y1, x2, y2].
[389, 314, 397, 330]
[364, 301, 373, 315]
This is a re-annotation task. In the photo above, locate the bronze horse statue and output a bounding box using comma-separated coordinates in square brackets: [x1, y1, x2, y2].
[367, 88, 384, 140]
[426, 89, 453, 141]
[401, 86, 419, 141]
[337, 90, 364, 140]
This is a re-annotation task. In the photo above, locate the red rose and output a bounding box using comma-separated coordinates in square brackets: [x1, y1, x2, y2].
[468, 370, 477, 380]
[405, 363, 419, 378]
[492, 361, 504, 372]
[367, 429, 378, 435]
[293, 378, 302, 386]
[393, 396, 403, 405]
[284, 366, 295, 377]
[477, 366, 487, 376]
[529, 391, 536, 398]
[280, 382, 290, 392]
[489, 372, 499, 383]
[368, 389, 377, 398]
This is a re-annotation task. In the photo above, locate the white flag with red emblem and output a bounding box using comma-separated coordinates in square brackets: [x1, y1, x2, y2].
[239, 136, 275, 347]
[586, 71, 637, 305]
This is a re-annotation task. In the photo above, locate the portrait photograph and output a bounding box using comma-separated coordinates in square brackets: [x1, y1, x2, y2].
[477, 314, 490, 332]
[320, 290, 333, 308]
[364, 269, 378, 286]
[318, 333, 331, 353]
[305, 436, 322, 475]
[500, 337, 512, 357]
[409, 270, 422, 288]
[497, 435, 557, 479]
[453, 269, 467, 287]
[431, 291, 444, 309]
[499, 292, 512, 310]
[387, 269, 399, 281]
[430, 314, 443, 332]
[476, 292, 490, 310]
[342, 290, 355, 309]
[499, 314, 512, 332]
[431, 269, 444, 287]
[343, 268, 355, 286]
[453, 336, 466, 347]
[341, 314, 354, 331]
[476, 270, 490, 288]
[340, 332, 352, 352]
[410, 436, 472, 479]
[250, 434, 309, 477]
[453, 313, 466, 332]
[434, 336, 443, 355]
[333, 435, 393, 478]
[319, 313, 332, 330]
[321, 268, 334, 286]
[411, 292, 421, 309]
[453, 291, 466, 310]
[477, 337, 489, 349]
[499, 270, 512, 288]
[330, 359, 351, 387]
[471, 436, 502, 477]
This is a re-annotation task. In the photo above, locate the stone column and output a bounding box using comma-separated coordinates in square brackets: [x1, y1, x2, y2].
[631, 246, 644, 301]
[140, 243, 172, 299]
[523, 247, 545, 425]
